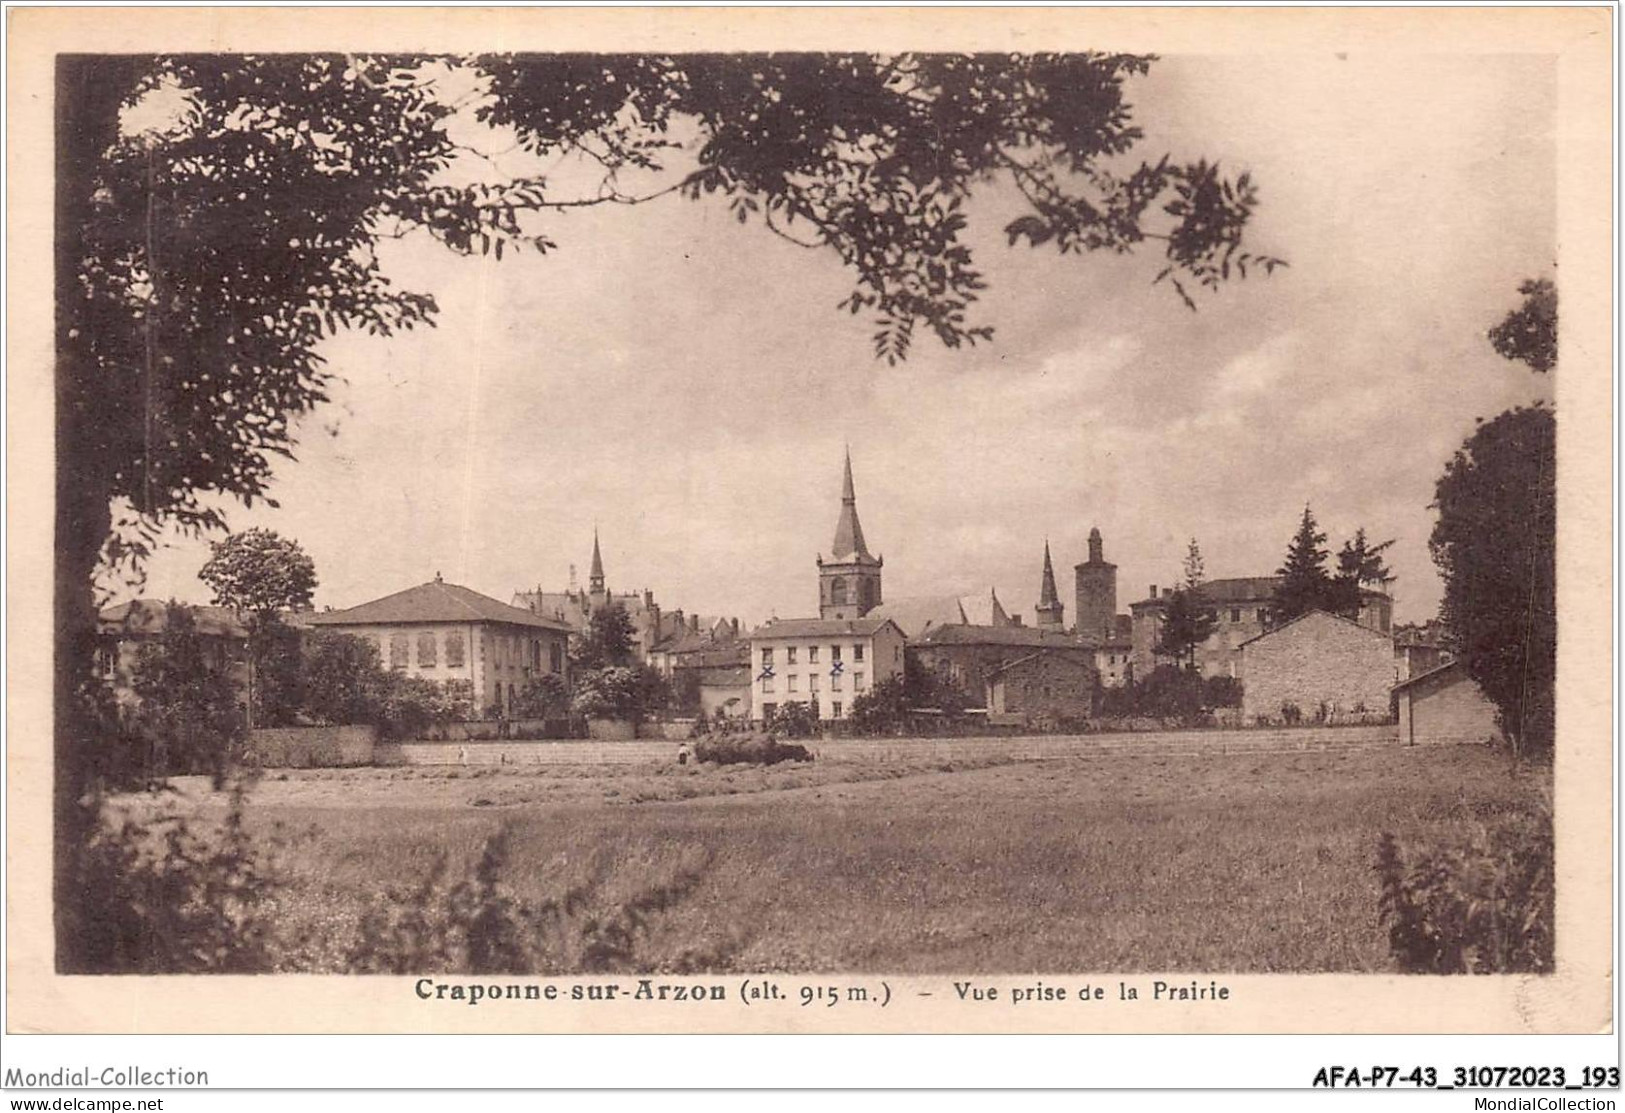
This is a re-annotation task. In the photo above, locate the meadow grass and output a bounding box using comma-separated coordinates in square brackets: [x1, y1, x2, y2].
[146, 743, 1544, 973]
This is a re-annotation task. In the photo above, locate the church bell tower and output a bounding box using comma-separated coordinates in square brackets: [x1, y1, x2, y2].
[816, 449, 883, 620]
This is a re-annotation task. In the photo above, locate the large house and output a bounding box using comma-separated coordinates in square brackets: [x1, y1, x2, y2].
[96, 600, 250, 711]
[747, 616, 907, 722]
[1130, 576, 1394, 680]
[308, 575, 572, 717]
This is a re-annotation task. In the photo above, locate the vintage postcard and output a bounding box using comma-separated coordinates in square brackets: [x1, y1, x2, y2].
[4, 5, 1614, 1046]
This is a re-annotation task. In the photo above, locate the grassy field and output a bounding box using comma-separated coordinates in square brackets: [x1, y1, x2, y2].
[129, 743, 1546, 974]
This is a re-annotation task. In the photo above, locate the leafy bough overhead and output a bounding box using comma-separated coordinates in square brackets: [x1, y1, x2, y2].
[68, 51, 1282, 563]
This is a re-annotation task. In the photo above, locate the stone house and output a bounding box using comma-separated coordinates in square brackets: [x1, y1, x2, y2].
[746, 616, 906, 722]
[1238, 609, 1394, 724]
[1393, 660, 1500, 745]
[1132, 576, 1394, 680]
[308, 575, 572, 717]
[986, 651, 1096, 724]
[96, 600, 250, 711]
[907, 624, 1096, 710]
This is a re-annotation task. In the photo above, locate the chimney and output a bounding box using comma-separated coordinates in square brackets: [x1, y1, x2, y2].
[731, 617, 740, 638]
[689, 614, 700, 634]
[645, 588, 654, 608]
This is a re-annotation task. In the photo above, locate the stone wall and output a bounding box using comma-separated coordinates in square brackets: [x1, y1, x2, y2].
[1241, 612, 1393, 724]
[374, 724, 1405, 766]
[246, 725, 376, 767]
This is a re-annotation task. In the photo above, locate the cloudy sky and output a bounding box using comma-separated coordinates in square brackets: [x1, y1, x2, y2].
[121, 51, 1556, 628]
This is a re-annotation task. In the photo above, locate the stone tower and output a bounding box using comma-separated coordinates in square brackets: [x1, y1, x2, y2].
[1035, 541, 1065, 629]
[1073, 526, 1117, 645]
[817, 449, 883, 620]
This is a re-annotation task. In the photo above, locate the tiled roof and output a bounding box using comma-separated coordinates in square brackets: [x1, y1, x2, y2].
[988, 649, 1097, 677]
[746, 616, 903, 640]
[1392, 659, 1467, 692]
[913, 623, 1082, 649]
[1237, 608, 1391, 648]
[308, 580, 573, 631]
[98, 600, 248, 639]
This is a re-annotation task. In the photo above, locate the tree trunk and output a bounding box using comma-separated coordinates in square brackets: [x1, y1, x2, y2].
[54, 54, 146, 972]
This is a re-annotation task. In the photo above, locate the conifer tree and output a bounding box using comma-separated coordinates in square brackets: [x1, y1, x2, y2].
[1274, 506, 1336, 623]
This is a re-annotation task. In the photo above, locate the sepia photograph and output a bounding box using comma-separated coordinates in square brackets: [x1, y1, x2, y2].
[5, 5, 1614, 1049]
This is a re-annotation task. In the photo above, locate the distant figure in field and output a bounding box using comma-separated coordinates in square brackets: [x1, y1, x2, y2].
[677, 742, 692, 766]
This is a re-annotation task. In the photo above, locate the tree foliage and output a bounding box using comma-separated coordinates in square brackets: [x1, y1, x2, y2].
[127, 603, 246, 783]
[1182, 537, 1205, 591]
[1154, 587, 1216, 669]
[1430, 405, 1556, 755]
[573, 602, 638, 670]
[1273, 505, 1336, 624]
[1488, 277, 1557, 374]
[198, 528, 318, 623]
[1431, 277, 1557, 757]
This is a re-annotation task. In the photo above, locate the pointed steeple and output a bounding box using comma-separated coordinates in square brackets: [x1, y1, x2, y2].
[589, 530, 605, 594]
[1036, 539, 1066, 629]
[1039, 541, 1060, 607]
[830, 448, 875, 562]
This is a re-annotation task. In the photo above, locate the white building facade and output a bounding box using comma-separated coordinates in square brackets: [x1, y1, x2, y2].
[746, 616, 906, 722]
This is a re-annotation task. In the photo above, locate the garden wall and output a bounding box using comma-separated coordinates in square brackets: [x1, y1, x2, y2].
[372, 724, 1406, 767]
[246, 724, 376, 768]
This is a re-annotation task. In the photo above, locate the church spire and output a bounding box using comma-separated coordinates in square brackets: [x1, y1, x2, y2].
[1039, 541, 1060, 607]
[589, 530, 605, 594]
[1036, 539, 1066, 629]
[830, 448, 874, 562]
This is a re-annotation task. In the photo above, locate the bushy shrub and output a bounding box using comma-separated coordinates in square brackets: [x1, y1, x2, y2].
[694, 735, 813, 766]
[374, 674, 466, 741]
[347, 825, 713, 974]
[765, 700, 821, 739]
[127, 604, 247, 783]
[513, 673, 568, 720]
[1375, 807, 1553, 974]
[571, 665, 668, 721]
[67, 785, 290, 973]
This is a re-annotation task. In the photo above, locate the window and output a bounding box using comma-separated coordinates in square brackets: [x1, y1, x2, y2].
[832, 702, 842, 719]
[761, 647, 774, 667]
[417, 632, 437, 668]
[854, 671, 865, 691]
[761, 702, 776, 720]
[1109, 653, 1117, 665]
[831, 644, 842, 662]
[446, 631, 465, 668]
[788, 675, 799, 692]
[389, 634, 409, 670]
[762, 677, 775, 693]
[808, 646, 820, 663]
[894, 646, 901, 663]
[787, 646, 798, 665]
[1231, 607, 1241, 623]
[1256, 608, 1267, 624]
[549, 642, 563, 673]
[809, 673, 820, 693]
[853, 643, 864, 662]
[830, 577, 848, 606]
[832, 672, 842, 691]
